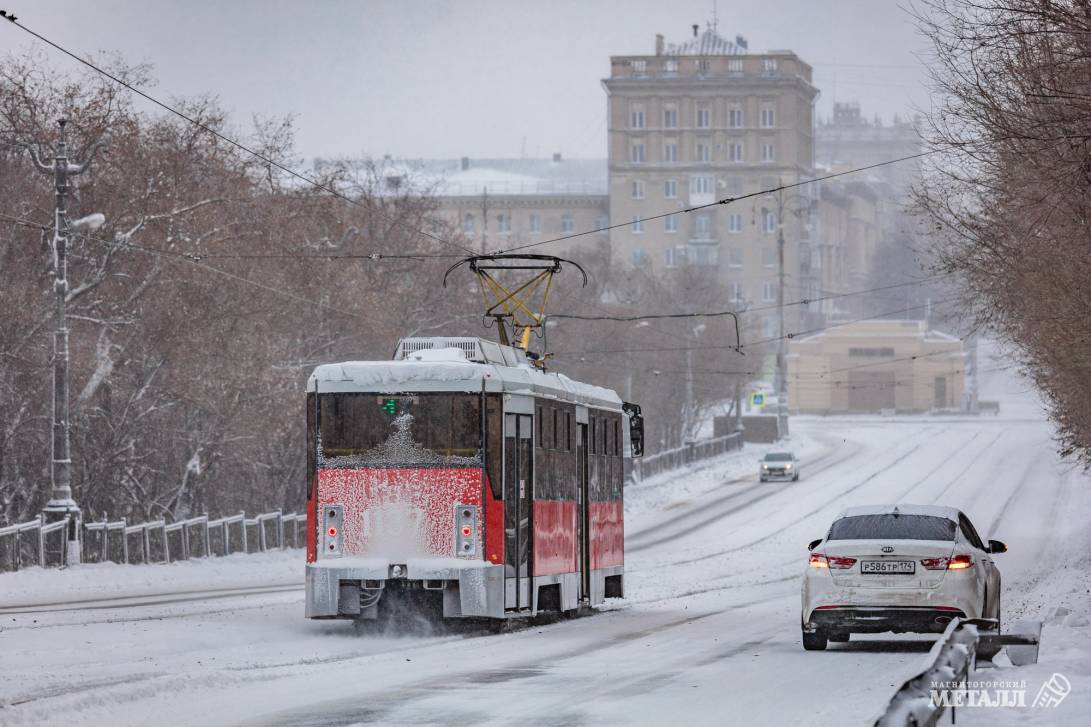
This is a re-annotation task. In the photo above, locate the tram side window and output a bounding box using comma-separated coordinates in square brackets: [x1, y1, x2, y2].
[590, 418, 597, 455]
[565, 411, 572, 451]
[486, 395, 503, 499]
[614, 419, 620, 456]
[552, 408, 559, 451]
[536, 406, 543, 448]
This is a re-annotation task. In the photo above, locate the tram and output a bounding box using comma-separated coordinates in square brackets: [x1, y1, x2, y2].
[305, 254, 642, 622]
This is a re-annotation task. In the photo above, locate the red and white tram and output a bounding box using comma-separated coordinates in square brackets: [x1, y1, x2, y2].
[305, 336, 641, 622]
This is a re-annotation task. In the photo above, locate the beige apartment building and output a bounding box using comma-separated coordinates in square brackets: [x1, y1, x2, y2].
[787, 320, 965, 413]
[602, 27, 820, 338]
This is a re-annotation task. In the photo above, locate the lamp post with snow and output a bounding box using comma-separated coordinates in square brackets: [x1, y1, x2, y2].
[28, 118, 105, 564]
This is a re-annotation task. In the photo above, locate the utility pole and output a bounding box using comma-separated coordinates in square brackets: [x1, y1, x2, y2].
[27, 119, 104, 565]
[775, 183, 790, 439]
[480, 186, 489, 254]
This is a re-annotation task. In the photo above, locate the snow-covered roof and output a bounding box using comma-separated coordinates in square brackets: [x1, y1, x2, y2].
[307, 345, 622, 411]
[665, 28, 743, 56]
[836, 504, 962, 522]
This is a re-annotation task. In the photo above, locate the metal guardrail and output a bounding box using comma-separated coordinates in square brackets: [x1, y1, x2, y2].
[0, 510, 307, 572]
[632, 432, 743, 481]
[875, 617, 1042, 726]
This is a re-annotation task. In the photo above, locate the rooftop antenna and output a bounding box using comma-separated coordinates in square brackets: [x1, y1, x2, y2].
[712, 0, 718, 32]
[443, 254, 587, 369]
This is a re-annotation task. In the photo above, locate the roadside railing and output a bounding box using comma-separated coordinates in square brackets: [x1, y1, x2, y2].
[0, 509, 307, 572]
[875, 617, 1042, 726]
[632, 431, 743, 481]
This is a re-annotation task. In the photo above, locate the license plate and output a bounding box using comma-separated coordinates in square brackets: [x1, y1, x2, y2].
[861, 560, 915, 574]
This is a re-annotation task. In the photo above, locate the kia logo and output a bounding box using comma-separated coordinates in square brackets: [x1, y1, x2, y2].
[881, 546, 894, 553]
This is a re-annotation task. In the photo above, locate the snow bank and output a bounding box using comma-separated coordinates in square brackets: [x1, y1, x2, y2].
[0, 549, 302, 608]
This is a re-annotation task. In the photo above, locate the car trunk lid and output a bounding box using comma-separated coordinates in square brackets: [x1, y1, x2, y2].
[823, 539, 955, 589]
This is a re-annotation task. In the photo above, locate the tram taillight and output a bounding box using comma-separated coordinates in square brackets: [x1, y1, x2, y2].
[454, 504, 478, 558]
[323, 504, 343, 557]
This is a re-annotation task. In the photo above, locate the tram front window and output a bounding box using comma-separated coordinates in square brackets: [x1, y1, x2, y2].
[318, 393, 482, 467]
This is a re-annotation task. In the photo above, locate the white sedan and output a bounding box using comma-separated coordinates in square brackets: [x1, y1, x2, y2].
[800, 504, 1005, 650]
[759, 451, 800, 482]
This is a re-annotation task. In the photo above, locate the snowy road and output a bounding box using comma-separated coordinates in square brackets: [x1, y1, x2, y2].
[2, 394, 1089, 725]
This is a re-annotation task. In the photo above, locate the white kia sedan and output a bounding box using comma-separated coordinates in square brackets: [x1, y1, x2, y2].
[800, 504, 1005, 650]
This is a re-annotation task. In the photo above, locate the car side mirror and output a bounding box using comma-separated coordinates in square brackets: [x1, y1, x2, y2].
[988, 539, 1007, 554]
[807, 539, 822, 551]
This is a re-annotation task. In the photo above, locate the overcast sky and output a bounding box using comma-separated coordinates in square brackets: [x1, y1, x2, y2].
[11, 0, 931, 161]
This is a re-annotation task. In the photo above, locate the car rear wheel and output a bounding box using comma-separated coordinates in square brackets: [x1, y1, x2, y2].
[802, 628, 828, 651]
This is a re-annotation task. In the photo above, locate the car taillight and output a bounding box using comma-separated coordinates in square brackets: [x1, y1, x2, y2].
[826, 555, 857, 569]
[920, 557, 948, 570]
[809, 553, 829, 568]
[947, 554, 974, 570]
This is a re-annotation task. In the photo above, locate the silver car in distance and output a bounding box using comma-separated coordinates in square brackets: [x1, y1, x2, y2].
[759, 451, 799, 482]
[800, 504, 1006, 650]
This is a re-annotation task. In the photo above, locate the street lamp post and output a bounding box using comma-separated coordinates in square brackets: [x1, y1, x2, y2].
[28, 119, 104, 565]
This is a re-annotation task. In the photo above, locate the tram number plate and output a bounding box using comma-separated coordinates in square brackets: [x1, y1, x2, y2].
[861, 560, 915, 575]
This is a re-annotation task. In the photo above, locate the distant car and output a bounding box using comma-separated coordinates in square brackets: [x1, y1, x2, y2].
[759, 451, 799, 482]
[800, 504, 1006, 651]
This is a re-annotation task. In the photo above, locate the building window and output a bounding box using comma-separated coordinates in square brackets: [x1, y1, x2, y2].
[664, 59, 678, 74]
[631, 142, 645, 163]
[665, 246, 686, 268]
[761, 143, 776, 162]
[729, 282, 744, 301]
[562, 214, 575, 233]
[663, 106, 678, 128]
[596, 215, 609, 231]
[632, 59, 647, 75]
[663, 142, 678, 162]
[529, 214, 541, 234]
[694, 214, 712, 239]
[728, 213, 743, 233]
[689, 244, 719, 267]
[762, 247, 776, 266]
[497, 213, 510, 233]
[631, 180, 644, 199]
[729, 142, 744, 162]
[728, 247, 743, 266]
[728, 107, 743, 128]
[463, 214, 475, 233]
[727, 58, 744, 74]
[696, 142, 712, 163]
[664, 179, 677, 198]
[691, 175, 715, 195]
[763, 316, 777, 337]
[631, 216, 644, 234]
[696, 106, 711, 128]
[762, 211, 777, 234]
[697, 58, 711, 75]
[762, 58, 778, 74]
[632, 248, 648, 265]
[760, 106, 775, 128]
[762, 281, 777, 302]
[665, 214, 678, 233]
[631, 106, 645, 129]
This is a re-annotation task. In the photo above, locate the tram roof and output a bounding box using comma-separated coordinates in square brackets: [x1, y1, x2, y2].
[307, 338, 622, 411]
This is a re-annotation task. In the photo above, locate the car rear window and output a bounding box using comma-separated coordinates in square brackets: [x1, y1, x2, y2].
[827, 514, 957, 541]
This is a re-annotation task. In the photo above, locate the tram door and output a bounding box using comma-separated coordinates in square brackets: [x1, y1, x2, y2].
[577, 422, 590, 601]
[504, 413, 533, 610]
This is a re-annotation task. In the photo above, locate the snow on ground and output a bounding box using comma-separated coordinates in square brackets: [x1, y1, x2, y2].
[0, 550, 301, 609]
[2, 361, 1090, 726]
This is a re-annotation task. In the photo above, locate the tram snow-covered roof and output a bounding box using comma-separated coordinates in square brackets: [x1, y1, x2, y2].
[307, 337, 622, 411]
